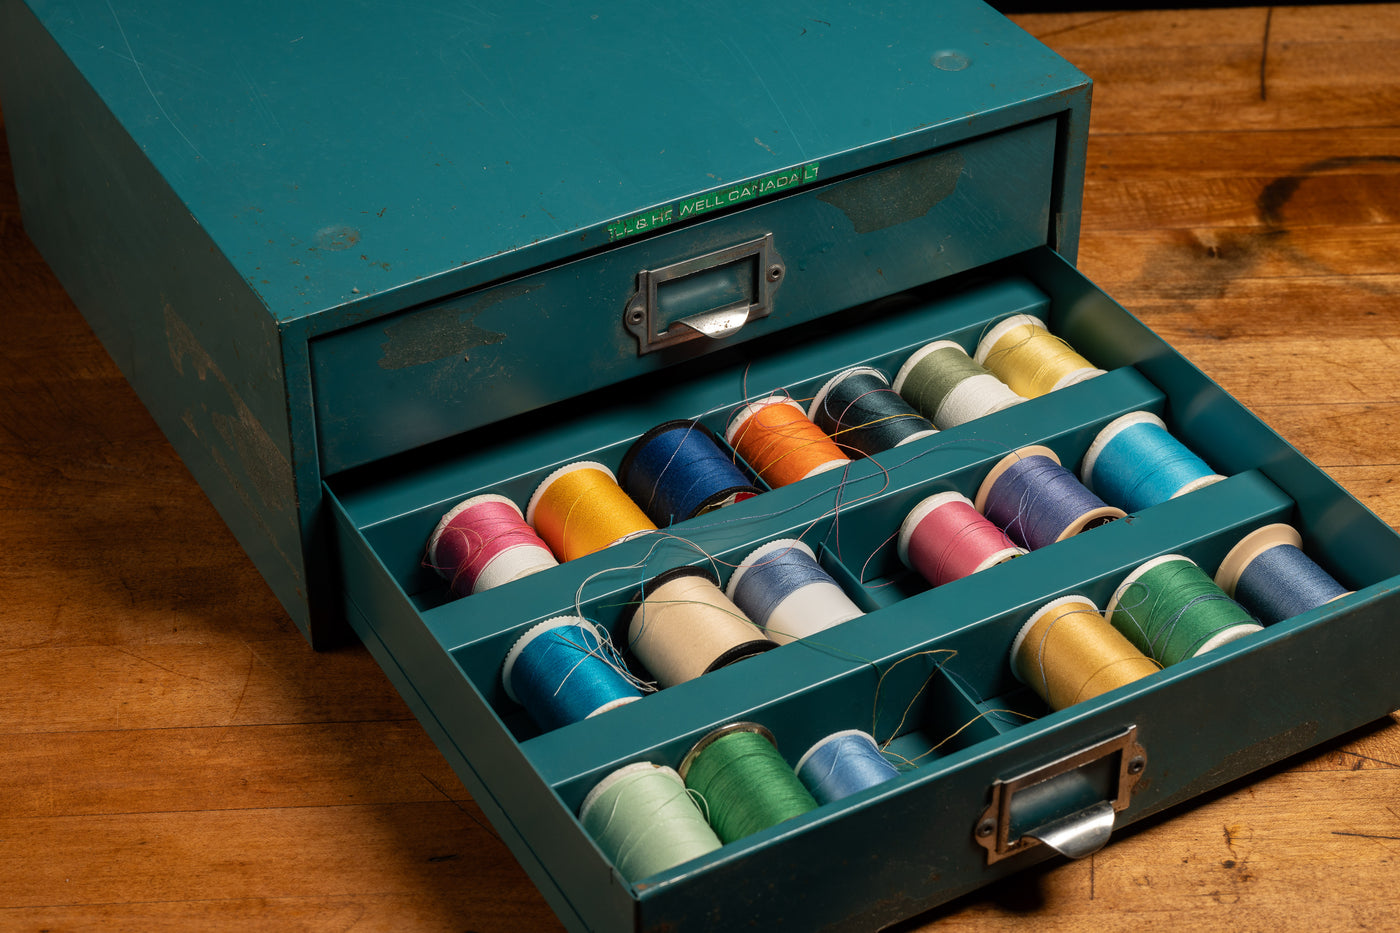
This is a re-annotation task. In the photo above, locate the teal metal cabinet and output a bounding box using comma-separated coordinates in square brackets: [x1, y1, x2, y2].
[4, 2, 1398, 931]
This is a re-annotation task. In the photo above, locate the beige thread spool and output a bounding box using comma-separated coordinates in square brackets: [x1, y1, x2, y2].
[974, 313, 1105, 398]
[629, 566, 776, 688]
[1010, 595, 1160, 711]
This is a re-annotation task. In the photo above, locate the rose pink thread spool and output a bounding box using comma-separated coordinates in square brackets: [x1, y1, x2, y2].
[898, 491, 1025, 587]
[427, 493, 559, 597]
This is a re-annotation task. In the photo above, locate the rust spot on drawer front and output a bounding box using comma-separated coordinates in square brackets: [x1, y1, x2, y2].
[377, 287, 519, 370]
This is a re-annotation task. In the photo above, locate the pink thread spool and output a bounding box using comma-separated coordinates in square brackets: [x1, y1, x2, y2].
[427, 494, 559, 597]
[897, 491, 1025, 587]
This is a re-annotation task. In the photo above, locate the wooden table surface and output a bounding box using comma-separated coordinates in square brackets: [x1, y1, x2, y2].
[3, 5, 1398, 931]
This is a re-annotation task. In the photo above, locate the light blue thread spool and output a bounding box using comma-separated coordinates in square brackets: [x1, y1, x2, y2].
[1215, 524, 1351, 624]
[503, 616, 644, 731]
[726, 538, 864, 645]
[975, 445, 1124, 551]
[794, 730, 901, 805]
[1081, 412, 1224, 513]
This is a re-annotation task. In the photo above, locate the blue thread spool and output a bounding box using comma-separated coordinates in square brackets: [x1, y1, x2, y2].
[726, 538, 864, 645]
[975, 446, 1124, 551]
[1214, 524, 1351, 624]
[807, 366, 937, 456]
[795, 730, 901, 805]
[618, 419, 761, 527]
[502, 616, 644, 731]
[1080, 412, 1224, 513]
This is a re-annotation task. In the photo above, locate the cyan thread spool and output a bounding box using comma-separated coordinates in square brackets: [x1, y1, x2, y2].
[794, 729, 900, 805]
[974, 446, 1124, 551]
[1080, 411, 1225, 513]
[502, 616, 645, 731]
[1106, 554, 1263, 665]
[725, 395, 851, 488]
[628, 565, 775, 688]
[974, 313, 1106, 397]
[806, 366, 937, 456]
[892, 339, 1024, 428]
[679, 722, 817, 844]
[1010, 595, 1160, 711]
[426, 493, 558, 597]
[526, 460, 657, 562]
[725, 538, 864, 645]
[1214, 523, 1351, 624]
[617, 419, 761, 527]
[578, 761, 722, 882]
[898, 490, 1025, 587]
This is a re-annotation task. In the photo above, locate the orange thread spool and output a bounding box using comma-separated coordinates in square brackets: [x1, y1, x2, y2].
[725, 396, 850, 488]
[526, 461, 656, 561]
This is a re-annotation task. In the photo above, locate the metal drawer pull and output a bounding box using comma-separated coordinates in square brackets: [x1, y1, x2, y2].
[625, 234, 785, 354]
[974, 726, 1146, 864]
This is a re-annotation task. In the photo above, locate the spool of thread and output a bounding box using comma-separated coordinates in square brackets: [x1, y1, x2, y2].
[725, 395, 851, 488]
[578, 762, 722, 882]
[502, 616, 644, 731]
[974, 314, 1106, 397]
[1106, 554, 1263, 665]
[1214, 524, 1351, 624]
[892, 339, 1024, 428]
[679, 722, 817, 844]
[1010, 595, 1160, 711]
[427, 493, 559, 597]
[617, 420, 761, 527]
[794, 729, 901, 805]
[975, 446, 1124, 551]
[726, 538, 864, 645]
[1081, 411, 1225, 513]
[898, 490, 1025, 587]
[628, 566, 775, 688]
[806, 366, 937, 457]
[526, 460, 657, 562]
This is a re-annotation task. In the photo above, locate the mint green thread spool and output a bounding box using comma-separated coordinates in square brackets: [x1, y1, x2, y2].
[679, 722, 817, 844]
[1105, 554, 1263, 666]
[579, 762, 722, 882]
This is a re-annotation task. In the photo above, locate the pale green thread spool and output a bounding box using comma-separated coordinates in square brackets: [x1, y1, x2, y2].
[578, 762, 722, 882]
[679, 722, 817, 844]
[1105, 554, 1263, 665]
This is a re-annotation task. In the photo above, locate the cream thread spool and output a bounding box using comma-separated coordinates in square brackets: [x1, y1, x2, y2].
[628, 566, 776, 688]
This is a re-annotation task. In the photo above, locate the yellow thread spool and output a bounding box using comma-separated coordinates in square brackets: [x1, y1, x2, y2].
[974, 314, 1105, 398]
[526, 461, 656, 562]
[725, 396, 850, 488]
[1010, 595, 1160, 710]
[629, 566, 775, 688]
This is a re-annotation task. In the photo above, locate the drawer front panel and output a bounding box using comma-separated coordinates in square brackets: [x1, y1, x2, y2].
[310, 119, 1060, 475]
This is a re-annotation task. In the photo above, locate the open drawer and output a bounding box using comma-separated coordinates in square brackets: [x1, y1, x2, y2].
[325, 248, 1400, 932]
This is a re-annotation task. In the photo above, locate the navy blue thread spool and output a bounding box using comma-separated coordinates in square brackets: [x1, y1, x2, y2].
[794, 729, 900, 805]
[1080, 412, 1225, 513]
[975, 446, 1124, 551]
[502, 616, 645, 732]
[726, 538, 864, 645]
[1214, 523, 1351, 624]
[618, 420, 761, 527]
[807, 366, 937, 457]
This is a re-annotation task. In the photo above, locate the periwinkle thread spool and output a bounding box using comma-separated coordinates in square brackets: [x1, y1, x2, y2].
[1081, 411, 1225, 513]
[628, 565, 775, 688]
[526, 460, 657, 562]
[1215, 523, 1351, 624]
[898, 491, 1025, 587]
[726, 538, 864, 645]
[427, 493, 558, 597]
[680, 722, 817, 844]
[725, 395, 851, 488]
[892, 339, 1024, 428]
[1010, 595, 1160, 711]
[579, 762, 722, 882]
[975, 446, 1124, 551]
[502, 616, 644, 731]
[1106, 554, 1263, 666]
[617, 420, 761, 527]
[974, 313, 1106, 398]
[794, 729, 900, 805]
[807, 366, 937, 457]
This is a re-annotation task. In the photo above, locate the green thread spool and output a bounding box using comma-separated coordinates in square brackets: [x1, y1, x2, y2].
[679, 722, 817, 844]
[1105, 554, 1263, 665]
[579, 762, 722, 882]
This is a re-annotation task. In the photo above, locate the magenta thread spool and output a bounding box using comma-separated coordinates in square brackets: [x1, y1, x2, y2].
[898, 491, 1025, 587]
[975, 446, 1124, 551]
[427, 493, 559, 597]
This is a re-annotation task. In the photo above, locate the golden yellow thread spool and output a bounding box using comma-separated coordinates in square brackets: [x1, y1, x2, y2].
[526, 460, 656, 562]
[974, 314, 1105, 398]
[1010, 595, 1160, 710]
[629, 566, 775, 688]
[725, 395, 850, 488]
